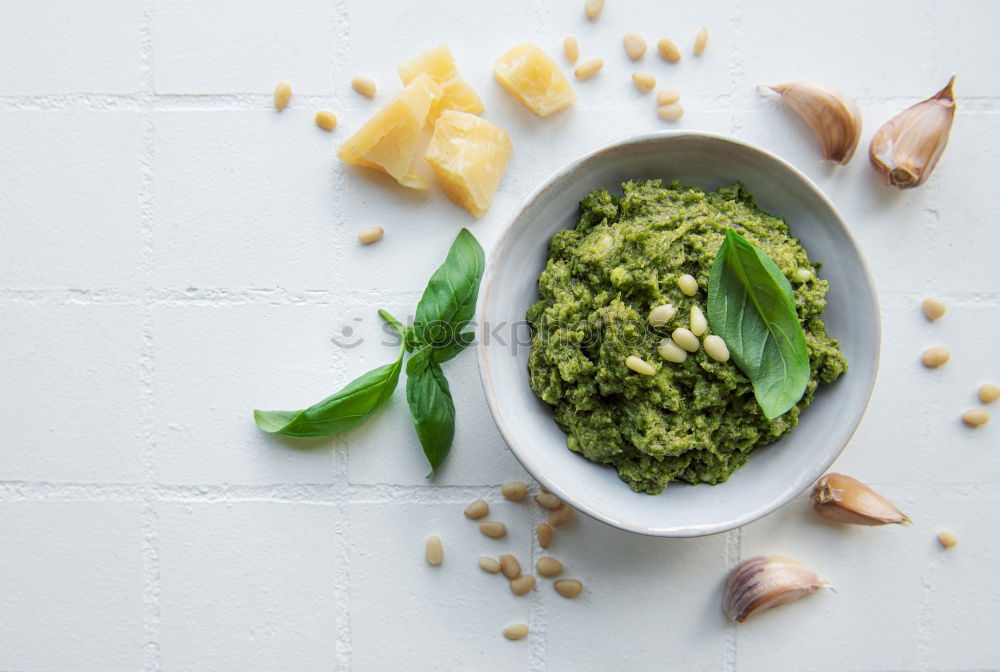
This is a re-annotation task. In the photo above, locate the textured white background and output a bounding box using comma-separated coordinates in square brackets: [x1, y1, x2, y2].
[1, 0, 998, 670]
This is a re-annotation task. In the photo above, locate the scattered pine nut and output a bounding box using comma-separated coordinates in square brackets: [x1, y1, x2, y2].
[794, 268, 813, 283]
[503, 623, 529, 640]
[937, 530, 958, 548]
[574, 58, 604, 81]
[554, 578, 584, 598]
[464, 499, 489, 519]
[479, 556, 502, 573]
[502, 481, 529, 501]
[425, 535, 443, 566]
[657, 89, 680, 106]
[657, 38, 681, 63]
[357, 226, 384, 245]
[693, 27, 709, 55]
[584, 0, 604, 20]
[510, 574, 537, 595]
[921, 345, 951, 368]
[539, 484, 550, 494]
[536, 557, 564, 577]
[658, 103, 685, 122]
[273, 81, 292, 110]
[671, 328, 700, 353]
[962, 408, 990, 427]
[979, 383, 1000, 404]
[500, 554, 522, 579]
[314, 110, 337, 131]
[479, 521, 507, 538]
[678, 274, 698, 296]
[632, 73, 656, 92]
[537, 522, 554, 548]
[351, 74, 377, 98]
[690, 305, 708, 336]
[623, 32, 647, 60]
[548, 503, 574, 527]
[922, 297, 947, 321]
[648, 303, 677, 327]
[563, 36, 580, 64]
[535, 493, 563, 510]
[703, 335, 730, 362]
[625, 355, 657, 375]
[657, 338, 688, 363]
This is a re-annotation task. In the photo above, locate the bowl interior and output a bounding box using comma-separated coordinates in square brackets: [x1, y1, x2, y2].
[477, 132, 880, 537]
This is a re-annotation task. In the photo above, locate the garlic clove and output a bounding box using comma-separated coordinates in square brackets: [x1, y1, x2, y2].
[723, 556, 827, 623]
[769, 82, 862, 164]
[811, 473, 911, 526]
[869, 76, 956, 189]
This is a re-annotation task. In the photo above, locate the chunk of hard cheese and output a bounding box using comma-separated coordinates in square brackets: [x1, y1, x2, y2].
[425, 110, 512, 218]
[337, 72, 442, 189]
[398, 45, 484, 118]
[494, 42, 575, 117]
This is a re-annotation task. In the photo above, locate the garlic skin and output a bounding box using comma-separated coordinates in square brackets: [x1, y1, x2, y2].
[869, 76, 956, 189]
[723, 556, 827, 623]
[812, 473, 911, 526]
[770, 82, 862, 164]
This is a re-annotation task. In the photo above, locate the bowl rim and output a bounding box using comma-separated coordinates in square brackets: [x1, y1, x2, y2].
[476, 130, 881, 537]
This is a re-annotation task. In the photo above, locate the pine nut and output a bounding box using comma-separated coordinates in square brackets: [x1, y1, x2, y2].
[693, 27, 709, 55]
[534, 493, 563, 510]
[425, 535, 443, 566]
[923, 297, 947, 321]
[979, 383, 1000, 404]
[794, 268, 813, 283]
[937, 530, 958, 548]
[703, 335, 730, 362]
[479, 521, 507, 538]
[678, 274, 698, 295]
[357, 226, 384, 245]
[563, 35, 580, 63]
[657, 103, 684, 122]
[690, 305, 708, 336]
[503, 623, 529, 640]
[657, 89, 680, 106]
[537, 522, 554, 548]
[657, 338, 688, 363]
[464, 499, 489, 519]
[625, 355, 656, 375]
[539, 484, 550, 494]
[657, 38, 681, 63]
[623, 32, 647, 60]
[671, 328, 700, 353]
[273, 81, 292, 110]
[536, 557, 564, 577]
[921, 346, 950, 368]
[584, 0, 604, 20]
[548, 503, 574, 527]
[575, 58, 604, 81]
[510, 574, 536, 595]
[500, 554, 522, 579]
[962, 409, 990, 427]
[501, 480, 529, 501]
[351, 74, 377, 98]
[314, 110, 337, 131]
[554, 578, 583, 598]
[479, 556, 502, 573]
[648, 303, 676, 327]
[632, 73, 656, 93]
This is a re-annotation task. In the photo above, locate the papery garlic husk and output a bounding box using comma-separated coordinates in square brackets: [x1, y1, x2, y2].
[869, 76, 956, 189]
[723, 556, 827, 623]
[770, 82, 862, 164]
[811, 473, 911, 526]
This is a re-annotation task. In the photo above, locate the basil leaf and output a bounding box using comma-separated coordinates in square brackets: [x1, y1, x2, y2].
[412, 228, 485, 346]
[254, 348, 404, 437]
[707, 229, 810, 420]
[431, 330, 475, 364]
[406, 360, 456, 476]
[406, 344, 433, 376]
[378, 309, 414, 353]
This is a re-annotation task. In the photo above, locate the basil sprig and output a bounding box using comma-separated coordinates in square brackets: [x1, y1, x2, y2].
[253, 229, 484, 476]
[707, 229, 810, 420]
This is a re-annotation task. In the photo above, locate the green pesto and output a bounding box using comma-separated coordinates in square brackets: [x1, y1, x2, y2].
[526, 180, 847, 494]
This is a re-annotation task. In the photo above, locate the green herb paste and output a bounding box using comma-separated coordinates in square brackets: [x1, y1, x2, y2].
[526, 180, 847, 494]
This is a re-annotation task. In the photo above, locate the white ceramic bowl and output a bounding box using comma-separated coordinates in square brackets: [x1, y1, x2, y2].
[476, 131, 880, 537]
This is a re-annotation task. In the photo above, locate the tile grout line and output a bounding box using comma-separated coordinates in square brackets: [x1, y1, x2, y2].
[526, 488, 548, 672]
[723, 527, 742, 672]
